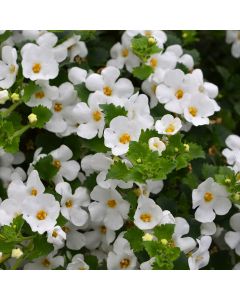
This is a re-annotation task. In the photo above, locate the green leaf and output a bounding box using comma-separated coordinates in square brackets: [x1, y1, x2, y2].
[32, 105, 53, 128]
[131, 35, 161, 62]
[84, 255, 98, 270]
[22, 82, 41, 103]
[176, 62, 190, 74]
[124, 227, 144, 252]
[11, 216, 25, 235]
[143, 241, 159, 257]
[132, 64, 153, 80]
[153, 224, 175, 241]
[34, 155, 58, 181]
[27, 235, 53, 260]
[75, 83, 90, 102]
[99, 104, 127, 126]
[0, 31, 12, 43]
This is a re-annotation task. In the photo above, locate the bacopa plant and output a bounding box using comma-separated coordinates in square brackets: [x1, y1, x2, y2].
[0, 30, 240, 270]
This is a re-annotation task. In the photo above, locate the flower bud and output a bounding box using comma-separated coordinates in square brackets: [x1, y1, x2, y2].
[11, 93, 20, 102]
[142, 233, 154, 242]
[28, 113, 37, 124]
[11, 248, 23, 259]
[0, 90, 9, 104]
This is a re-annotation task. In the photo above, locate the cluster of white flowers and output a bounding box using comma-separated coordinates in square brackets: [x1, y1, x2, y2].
[0, 30, 237, 270]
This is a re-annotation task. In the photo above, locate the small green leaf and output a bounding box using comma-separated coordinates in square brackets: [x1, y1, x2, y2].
[100, 104, 127, 126]
[27, 235, 53, 260]
[0, 31, 12, 43]
[22, 82, 41, 103]
[75, 83, 90, 102]
[124, 227, 144, 252]
[32, 105, 53, 128]
[84, 255, 98, 270]
[132, 64, 153, 80]
[153, 224, 175, 241]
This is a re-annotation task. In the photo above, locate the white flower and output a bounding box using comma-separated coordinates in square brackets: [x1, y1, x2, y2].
[225, 213, 240, 255]
[50, 145, 80, 182]
[135, 179, 164, 198]
[63, 223, 86, 250]
[183, 93, 217, 126]
[61, 34, 88, 62]
[140, 257, 156, 270]
[222, 134, 240, 173]
[188, 236, 212, 270]
[27, 80, 58, 109]
[85, 66, 134, 103]
[107, 32, 140, 72]
[134, 196, 164, 230]
[7, 170, 44, 201]
[148, 137, 166, 155]
[156, 69, 189, 114]
[172, 217, 196, 253]
[0, 198, 23, 226]
[84, 223, 116, 250]
[226, 31, 240, 58]
[74, 92, 107, 139]
[67, 254, 89, 270]
[22, 193, 60, 234]
[124, 93, 154, 130]
[200, 222, 217, 236]
[24, 253, 64, 270]
[0, 46, 18, 89]
[104, 116, 141, 156]
[47, 226, 66, 249]
[56, 181, 89, 226]
[68, 67, 87, 85]
[45, 82, 77, 134]
[155, 114, 182, 135]
[89, 185, 130, 230]
[126, 30, 167, 48]
[21, 43, 59, 80]
[107, 234, 137, 270]
[192, 177, 231, 223]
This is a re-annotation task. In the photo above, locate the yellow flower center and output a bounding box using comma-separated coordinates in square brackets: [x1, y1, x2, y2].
[62, 226, 70, 233]
[165, 123, 175, 133]
[54, 103, 63, 112]
[92, 110, 102, 122]
[120, 258, 130, 269]
[121, 48, 129, 57]
[36, 210, 48, 220]
[107, 199, 117, 208]
[52, 230, 58, 238]
[119, 133, 131, 144]
[151, 84, 157, 94]
[100, 225, 107, 234]
[42, 258, 51, 267]
[204, 192, 214, 202]
[32, 63, 41, 74]
[175, 89, 184, 100]
[35, 91, 45, 99]
[9, 64, 16, 74]
[31, 188, 38, 196]
[188, 106, 198, 117]
[65, 199, 73, 208]
[53, 159, 61, 169]
[150, 58, 158, 68]
[140, 213, 152, 223]
[144, 31, 152, 37]
[103, 86, 112, 96]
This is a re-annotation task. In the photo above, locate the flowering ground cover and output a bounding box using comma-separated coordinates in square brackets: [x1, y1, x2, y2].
[0, 30, 240, 270]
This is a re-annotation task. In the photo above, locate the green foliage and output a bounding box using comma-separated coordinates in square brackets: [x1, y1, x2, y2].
[75, 83, 90, 102]
[32, 105, 52, 128]
[124, 227, 144, 252]
[0, 30, 12, 43]
[34, 155, 59, 181]
[100, 104, 127, 126]
[131, 35, 161, 62]
[22, 82, 41, 103]
[132, 64, 153, 80]
[27, 235, 54, 260]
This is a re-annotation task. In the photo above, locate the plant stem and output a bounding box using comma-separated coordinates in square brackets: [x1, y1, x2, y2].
[11, 124, 31, 140]
[2, 101, 21, 118]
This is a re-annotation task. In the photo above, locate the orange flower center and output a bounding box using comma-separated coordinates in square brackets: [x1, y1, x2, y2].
[165, 123, 175, 133]
[31, 188, 38, 196]
[119, 133, 131, 144]
[188, 106, 198, 117]
[36, 210, 48, 220]
[121, 48, 129, 57]
[65, 199, 73, 208]
[35, 91, 45, 99]
[54, 103, 63, 112]
[150, 58, 158, 68]
[32, 63, 41, 74]
[120, 258, 130, 269]
[175, 89, 184, 100]
[9, 64, 16, 74]
[204, 192, 214, 202]
[107, 199, 117, 208]
[92, 110, 102, 122]
[140, 213, 152, 223]
[53, 159, 61, 169]
[52, 230, 58, 238]
[103, 86, 112, 96]
[100, 225, 107, 234]
[42, 258, 51, 267]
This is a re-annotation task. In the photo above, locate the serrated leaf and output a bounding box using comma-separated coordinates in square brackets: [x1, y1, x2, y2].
[132, 64, 153, 80]
[153, 224, 175, 241]
[27, 235, 53, 260]
[99, 104, 127, 126]
[0, 31, 12, 43]
[124, 227, 144, 252]
[32, 105, 52, 128]
[22, 82, 41, 103]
